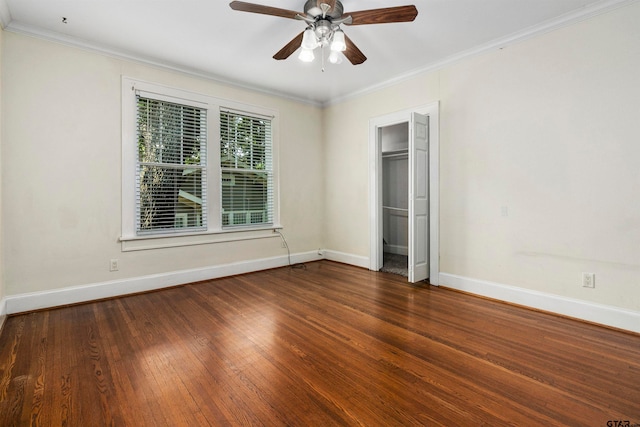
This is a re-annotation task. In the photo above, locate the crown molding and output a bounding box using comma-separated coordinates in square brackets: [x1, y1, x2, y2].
[324, 0, 638, 107]
[0, 0, 11, 29]
[2, 0, 636, 107]
[4, 20, 323, 107]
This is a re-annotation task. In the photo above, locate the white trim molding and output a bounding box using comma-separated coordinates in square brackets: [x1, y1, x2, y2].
[4, 255, 638, 335]
[325, 0, 639, 106]
[323, 250, 370, 269]
[369, 102, 440, 285]
[0, 297, 7, 333]
[4, 21, 323, 107]
[0, 0, 11, 29]
[5, 251, 323, 315]
[3, 0, 636, 107]
[440, 273, 640, 334]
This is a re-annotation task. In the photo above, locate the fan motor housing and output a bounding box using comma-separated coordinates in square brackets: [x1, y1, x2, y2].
[315, 20, 332, 35]
[304, 0, 344, 19]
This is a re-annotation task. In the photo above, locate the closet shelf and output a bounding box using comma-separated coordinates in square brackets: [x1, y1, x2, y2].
[383, 206, 408, 212]
[382, 149, 408, 158]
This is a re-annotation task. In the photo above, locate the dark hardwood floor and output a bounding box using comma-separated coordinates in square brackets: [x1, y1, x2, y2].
[0, 261, 638, 426]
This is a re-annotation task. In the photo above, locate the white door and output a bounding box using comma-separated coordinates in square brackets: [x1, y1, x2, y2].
[408, 113, 429, 283]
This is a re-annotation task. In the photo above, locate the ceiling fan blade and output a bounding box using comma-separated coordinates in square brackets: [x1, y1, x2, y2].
[345, 5, 418, 25]
[229, 1, 301, 20]
[343, 34, 367, 65]
[273, 32, 304, 60]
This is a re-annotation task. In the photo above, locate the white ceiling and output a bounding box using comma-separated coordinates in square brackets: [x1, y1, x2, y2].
[0, 0, 631, 105]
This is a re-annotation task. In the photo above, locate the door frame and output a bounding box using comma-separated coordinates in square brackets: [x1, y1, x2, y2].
[368, 102, 440, 284]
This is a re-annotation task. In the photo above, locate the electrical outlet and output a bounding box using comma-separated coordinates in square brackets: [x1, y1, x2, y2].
[110, 259, 119, 272]
[582, 272, 595, 288]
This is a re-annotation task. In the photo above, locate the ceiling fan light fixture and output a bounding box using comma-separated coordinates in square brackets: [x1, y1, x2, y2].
[328, 51, 343, 64]
[298, 47, 315, 62]
[301, 27, 319, 50]
[330, 29, 346, 52]
[230, 1, 418, 66]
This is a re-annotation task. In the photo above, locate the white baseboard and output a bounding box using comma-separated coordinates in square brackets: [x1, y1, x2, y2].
[7, 253, 636, 335]
[5, 250, 323, 315]
[0, 297, 7, 334]
[288, 250, 324, 266]
[323, 250, 369, 269]
[440, 273, 640, 334]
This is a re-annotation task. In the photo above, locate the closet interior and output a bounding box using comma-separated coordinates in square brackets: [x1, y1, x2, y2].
[380, 122, 409, 277]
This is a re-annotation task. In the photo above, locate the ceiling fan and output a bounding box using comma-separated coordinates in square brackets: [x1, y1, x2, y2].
[229, 1, 418, 66]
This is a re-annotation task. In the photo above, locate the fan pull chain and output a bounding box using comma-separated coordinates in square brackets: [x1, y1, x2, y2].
[321, 44, 326, 72]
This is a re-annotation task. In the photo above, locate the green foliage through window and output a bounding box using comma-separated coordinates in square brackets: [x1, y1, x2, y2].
[136, 96, 207, 233]
[220, 111, 273, 227]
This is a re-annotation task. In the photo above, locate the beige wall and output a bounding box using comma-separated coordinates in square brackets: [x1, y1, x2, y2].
[2, 32, 324, 296]
[323, 73, 441, 256]
[1, 2, 639, 318]
[324, 2, 640, 311]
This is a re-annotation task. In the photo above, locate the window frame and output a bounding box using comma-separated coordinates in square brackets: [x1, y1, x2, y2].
[219, 108, 274, 230]
[135, 94, 208, 235]
[121, 77, 280, 249]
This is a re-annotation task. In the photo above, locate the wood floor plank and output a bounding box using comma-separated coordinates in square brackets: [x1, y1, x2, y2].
[0, 260, 638, 426]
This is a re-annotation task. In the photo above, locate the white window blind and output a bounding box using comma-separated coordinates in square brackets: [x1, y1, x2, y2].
[220, 109, 273, 228]
[136, 95, 207, 234]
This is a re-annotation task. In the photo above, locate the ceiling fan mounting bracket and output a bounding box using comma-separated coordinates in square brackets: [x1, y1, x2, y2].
[304, 0, 344, 20]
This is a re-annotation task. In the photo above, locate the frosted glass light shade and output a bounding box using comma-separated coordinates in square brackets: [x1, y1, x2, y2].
[301, 28, 319, 50]
[330, 30, 346, 52]
[328, 51, 342, 64]
[298, 47, 315, 62]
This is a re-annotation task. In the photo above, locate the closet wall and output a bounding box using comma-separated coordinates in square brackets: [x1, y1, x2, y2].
[381, 123, 409, 255]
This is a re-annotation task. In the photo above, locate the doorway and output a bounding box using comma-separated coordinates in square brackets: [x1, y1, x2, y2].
[380, 123, 409, 277]
[369, 103, 440, 284]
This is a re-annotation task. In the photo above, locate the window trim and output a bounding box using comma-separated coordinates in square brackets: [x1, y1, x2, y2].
[219, 108, 274, 230]
[135, 94, 208, 235]
[121, 77, 280, 249]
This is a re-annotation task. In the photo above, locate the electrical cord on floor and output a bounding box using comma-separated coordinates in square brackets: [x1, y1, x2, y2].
[274, 229, 306, 270]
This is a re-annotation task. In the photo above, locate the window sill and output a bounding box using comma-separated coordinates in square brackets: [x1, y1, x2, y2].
[120, 226, 282, 252]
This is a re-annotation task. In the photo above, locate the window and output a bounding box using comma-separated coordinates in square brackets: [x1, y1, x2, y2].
[136, 96, 207, 234]
[121, 77, 279, 245]
[220, 110, 273, 228]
